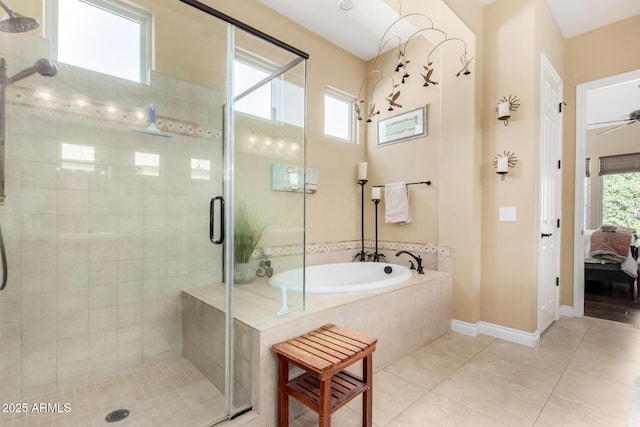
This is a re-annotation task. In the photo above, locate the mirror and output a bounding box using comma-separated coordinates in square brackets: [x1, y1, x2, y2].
[271, 163, 317, 193]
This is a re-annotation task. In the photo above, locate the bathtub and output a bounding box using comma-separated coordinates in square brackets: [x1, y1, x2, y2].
[268, 262, 412, 293]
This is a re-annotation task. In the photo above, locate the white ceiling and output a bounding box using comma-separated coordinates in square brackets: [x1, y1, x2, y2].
[258, 0, 640, 60]
[257, 0, 640, 125]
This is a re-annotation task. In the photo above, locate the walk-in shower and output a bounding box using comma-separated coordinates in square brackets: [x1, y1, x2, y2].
[0, 2, 55, 292]
[0, 1, 306, 425]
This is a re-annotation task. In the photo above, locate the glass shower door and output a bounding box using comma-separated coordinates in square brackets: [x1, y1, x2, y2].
[225, 26, 307, 416]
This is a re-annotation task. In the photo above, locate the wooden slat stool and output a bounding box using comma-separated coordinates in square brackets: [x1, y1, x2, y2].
[272, 323, 377, 427]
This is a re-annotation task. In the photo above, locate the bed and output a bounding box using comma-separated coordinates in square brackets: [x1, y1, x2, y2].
[584, 229, 638, 301]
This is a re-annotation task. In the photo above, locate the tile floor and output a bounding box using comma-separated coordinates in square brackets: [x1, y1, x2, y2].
[290, 316, 639, 427]
[3, 316, 639, 427]
[0, 357, 225, 427]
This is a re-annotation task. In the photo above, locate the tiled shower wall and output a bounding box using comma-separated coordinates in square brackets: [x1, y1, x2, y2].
[0, 37, 224, 400]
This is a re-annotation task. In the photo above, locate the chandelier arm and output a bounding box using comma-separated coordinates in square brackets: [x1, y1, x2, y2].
[357, 70, 384, 103]
[373, 36, 402, 71]
[368, 75, 396, 101]
[402, 27, 447, 56]
[378, 13, 436, 52]
[426, 37, 467, 63]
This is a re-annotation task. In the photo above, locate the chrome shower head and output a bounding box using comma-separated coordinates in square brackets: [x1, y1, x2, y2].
[8, 58, 57, 84]
[0, 1, 40, 33]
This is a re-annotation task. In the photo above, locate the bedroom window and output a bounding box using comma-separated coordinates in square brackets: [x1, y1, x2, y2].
[48, 0, 151, 83]
[599, 153, 640, 230]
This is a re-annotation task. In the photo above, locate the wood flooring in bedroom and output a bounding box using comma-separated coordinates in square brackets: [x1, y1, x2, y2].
[585, 280, 640, 327]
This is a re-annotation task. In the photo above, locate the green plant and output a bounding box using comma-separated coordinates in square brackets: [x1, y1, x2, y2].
[234, 203, 267, 263]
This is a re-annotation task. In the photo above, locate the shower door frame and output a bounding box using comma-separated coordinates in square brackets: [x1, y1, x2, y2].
[178, 0, 308, 421]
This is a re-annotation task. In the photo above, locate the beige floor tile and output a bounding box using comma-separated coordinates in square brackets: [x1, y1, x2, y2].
[290, 405, 380, 427]
[421, 332, 495, 363]
[534, 395, 627, 427]
[385, 393, 509, 427]
[541, 317, 593, 346]
[433, 364, 548, 426]
[346, 370, 428, 426]
[5, 357, 224, 427]
[568, 344, 640, 386]
[384, 346, 462, 390]
[466, 341, 567, 394]
[553, 368, 633, 419]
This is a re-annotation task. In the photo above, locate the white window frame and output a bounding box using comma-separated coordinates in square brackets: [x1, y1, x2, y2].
[324, 88, 356, 143]
[47, 0, 151, 83]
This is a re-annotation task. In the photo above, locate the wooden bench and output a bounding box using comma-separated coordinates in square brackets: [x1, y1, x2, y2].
[272, 323, 377, 427]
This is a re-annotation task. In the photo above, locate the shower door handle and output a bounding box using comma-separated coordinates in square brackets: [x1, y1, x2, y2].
[210, 196, 225, 244]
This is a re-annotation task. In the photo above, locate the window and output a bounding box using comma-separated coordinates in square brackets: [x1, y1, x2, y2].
[324, 89, 355, 142]
[599, 153, 640, 230]
[48, 0, 151, 83]
[233, 56, 304, 127]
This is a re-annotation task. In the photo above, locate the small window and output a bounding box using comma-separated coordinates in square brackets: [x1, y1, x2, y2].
[48, 0, 151, 83]
[233, 55, 304, 127]
[324, 89, 355, 142]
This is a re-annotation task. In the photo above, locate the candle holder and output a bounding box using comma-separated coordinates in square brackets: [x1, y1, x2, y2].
[353, 179, 369, 262]
[371, 198, 386, 262]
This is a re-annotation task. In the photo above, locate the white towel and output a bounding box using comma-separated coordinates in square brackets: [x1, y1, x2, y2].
[385, 182, 411, 224]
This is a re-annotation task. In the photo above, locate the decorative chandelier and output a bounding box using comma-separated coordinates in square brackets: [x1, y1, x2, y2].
[355, 1, 473, 122]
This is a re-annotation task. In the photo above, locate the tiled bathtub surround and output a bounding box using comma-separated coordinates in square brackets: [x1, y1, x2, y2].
[181, 293, 253, 408]
[0, 38, 224, 400]
[180, 268, 453, 425]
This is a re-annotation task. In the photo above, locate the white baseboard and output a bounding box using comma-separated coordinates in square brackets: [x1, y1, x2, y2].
[451, 319, 480, 337]
[451, 319, 539, 347]
[560, 305, 577, 317]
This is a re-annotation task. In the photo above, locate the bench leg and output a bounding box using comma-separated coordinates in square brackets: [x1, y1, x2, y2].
[319, 378, 331, 427]
[362, 355, 373, 427]
[277, 357, 289, 427]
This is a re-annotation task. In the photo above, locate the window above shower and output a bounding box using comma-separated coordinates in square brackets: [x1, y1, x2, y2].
[46, 0, 151, 83]
[233, 52, 304, 127]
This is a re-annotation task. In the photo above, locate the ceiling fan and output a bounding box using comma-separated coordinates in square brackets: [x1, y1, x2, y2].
[590, 109, 640, 136]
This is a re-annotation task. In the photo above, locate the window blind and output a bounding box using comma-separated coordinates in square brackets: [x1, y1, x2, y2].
[599, 153, 640, 176]
[586, 157, 590, 178]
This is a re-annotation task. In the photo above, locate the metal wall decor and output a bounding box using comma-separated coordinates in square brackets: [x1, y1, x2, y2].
[496, 95, 520, 126]
[354, 0, 473, 123]
[493, 151, 518, 180]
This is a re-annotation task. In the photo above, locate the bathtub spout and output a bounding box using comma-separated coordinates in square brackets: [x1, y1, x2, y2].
[395, 250, 424, 274]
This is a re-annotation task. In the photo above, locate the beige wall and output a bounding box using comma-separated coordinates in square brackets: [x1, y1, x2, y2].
[19, 0, 627, 333]
[481, 0, 563, 332]
[560, 14, 640, 307]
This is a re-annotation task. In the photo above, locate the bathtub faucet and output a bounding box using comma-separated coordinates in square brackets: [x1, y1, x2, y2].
[395, 250, 424, 274]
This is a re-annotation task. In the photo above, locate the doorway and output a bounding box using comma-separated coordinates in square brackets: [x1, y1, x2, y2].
[573, 69, 640, 322]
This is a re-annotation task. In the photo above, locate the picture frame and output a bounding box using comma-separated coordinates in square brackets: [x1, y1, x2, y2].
[377, 105, 427, 146]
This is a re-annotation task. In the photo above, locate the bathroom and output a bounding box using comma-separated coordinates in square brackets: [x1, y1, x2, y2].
[0, 0, 571, 425]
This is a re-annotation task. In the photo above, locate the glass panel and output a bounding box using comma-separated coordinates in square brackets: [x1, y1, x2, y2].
[230, 29, 306, 414]
[0, 1, 229, 425]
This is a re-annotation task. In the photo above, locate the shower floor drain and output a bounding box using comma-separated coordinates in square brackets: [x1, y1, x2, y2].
[105, 409, 130, 423]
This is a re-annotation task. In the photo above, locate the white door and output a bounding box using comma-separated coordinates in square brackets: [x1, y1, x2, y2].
[538, 53, 563, 333]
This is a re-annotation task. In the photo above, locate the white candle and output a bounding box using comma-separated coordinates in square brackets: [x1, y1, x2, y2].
[357, 162, 368, 181]
[498, 102, 510, 120]
[371, 187, 381, 200]
[497, 156, 509, 173]
[262, 247, 271, 256]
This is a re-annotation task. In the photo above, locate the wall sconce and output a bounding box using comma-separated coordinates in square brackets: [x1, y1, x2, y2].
[493, 151, 518, 180]
[496, 95, 520, 126]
